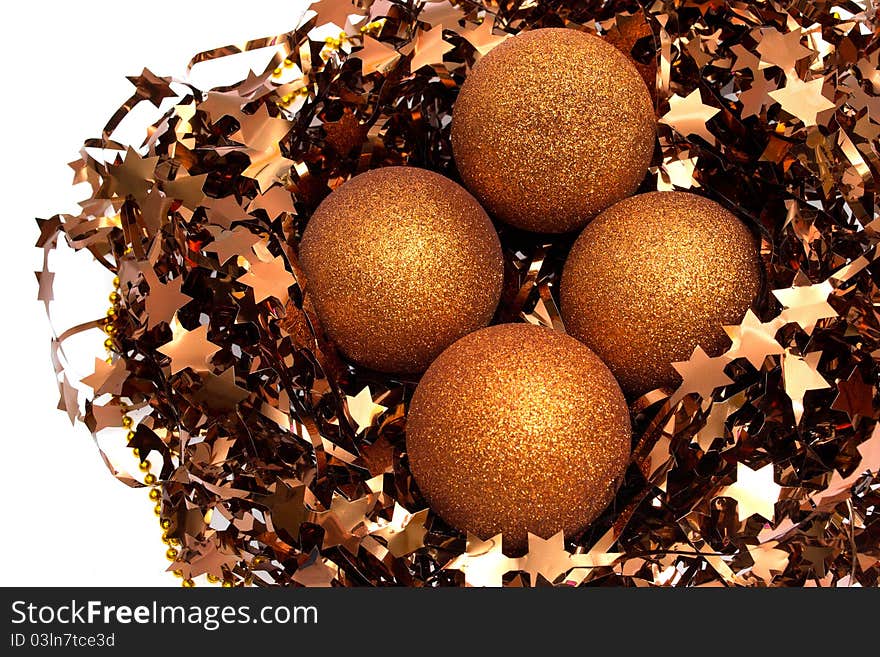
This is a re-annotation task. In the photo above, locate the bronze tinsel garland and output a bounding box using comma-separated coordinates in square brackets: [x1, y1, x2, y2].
[39, 0, 880, 586]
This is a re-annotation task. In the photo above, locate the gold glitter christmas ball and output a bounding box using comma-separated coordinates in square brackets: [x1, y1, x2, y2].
[299, 166, 503, 374]
[451, 28, 656, 233]
[406, 323, 631, 550]
[560, 191, 762, 397]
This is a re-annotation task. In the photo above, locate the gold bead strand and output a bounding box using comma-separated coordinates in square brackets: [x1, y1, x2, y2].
[103, 276, 121, 359]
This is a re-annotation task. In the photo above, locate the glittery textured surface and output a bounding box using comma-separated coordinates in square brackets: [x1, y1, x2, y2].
[406, 324, 631, 550]
[560, 191, 762, 396]
[299, 166, 503, 374]
[451, 28, 656, 234]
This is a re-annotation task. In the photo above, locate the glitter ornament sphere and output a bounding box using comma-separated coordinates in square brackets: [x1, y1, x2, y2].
[406, 324, 631, 549]
[299, 166, 503, 374]
[451, 28, 656, 234]
[560, 191, 762, 397]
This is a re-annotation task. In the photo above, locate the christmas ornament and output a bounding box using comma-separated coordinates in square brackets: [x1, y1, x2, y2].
[406, 323, 631, 549]
[452, 28, 655, 233]
[300, 166, 503, 373]
[560, 191, 762, 396]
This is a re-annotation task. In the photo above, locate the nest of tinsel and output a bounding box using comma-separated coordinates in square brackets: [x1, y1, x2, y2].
[39, 0, 880, 586]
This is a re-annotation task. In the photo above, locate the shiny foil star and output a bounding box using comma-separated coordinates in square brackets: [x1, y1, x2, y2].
[232, 104, 292, 152]
[831, 369, 874, 421]
[193, 368, 249, 411]
[103, 147, 159, 201]
[156, 317, 222, 375]
[356, 36, 401, 76]
[719, 462, 781, 522]
[523, 532, 571, 584]
[657, 152, 700, 190]
[311, 0, 365, 35]
[202, 195, 253, 230]
[200, 91, 249, 123]
[462, 16, 510, 56]
[768, 76, 836, 127]
[126, 68, 176, 107]
[772, 279, 837, 333]
[747, 541, 790, 584]
[345, 386, 387, 435]
[410, 27, 453, 72]
[205, 226, 263, 264]
[723, 310, 785, 369]
[145, 277, 191, 329]
[660, 88, 720, 142]
[81, 357, 128, 396]
[371, 505, 428, 558]
[445, 534, 518, 587]
[782, 350, 830, 423]
[756, 28, 813, 72]
[694, 396, 740, 451]
[247, 185, 296, 219]
[740, 72, 779, 118]
[236, 255, 295, 303]
[163, 173, 207, 209]
[671, 346, 734, 403]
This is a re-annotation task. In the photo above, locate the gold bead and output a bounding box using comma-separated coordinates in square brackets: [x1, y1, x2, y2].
[162, 534, 171, 545]
[106, 357, 113, 364]
[144, 474, 157, 486]
[160, 518, 171, 529]
[283, 58, 293, 68]
[221, 580, 233, 588]
[173, 569, 184, 578]
[103, 337, 114, 350]
[106, 307, 117, 319]
[166, 547, 179, 560]
[109, 291, 120, 304]
[206, 574, 219, 583]
[121, 416, 133, 428]
[252, 556, 266, 565]
[103, 323, 116, 335]
[127, 430, 136, 441]
[131, 447, 140, 457]
[153, 503, 162, 516]
[149, 488, 161, 501]
[138, 460, 151, 473]
[273, 67, 282, 76]
[112, 276, 120, 288]
[169, 537, 180, 547]
[182, 579, 195, 588]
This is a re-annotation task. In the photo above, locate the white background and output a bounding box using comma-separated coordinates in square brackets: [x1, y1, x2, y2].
[1, 0, 311, 586]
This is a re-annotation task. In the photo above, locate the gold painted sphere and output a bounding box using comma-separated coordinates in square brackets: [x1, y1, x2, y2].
[560, 191, 762, 397]
[451, 28, 656, 233]
[406, 323, 631, 550]
[299, 166, 503, 374]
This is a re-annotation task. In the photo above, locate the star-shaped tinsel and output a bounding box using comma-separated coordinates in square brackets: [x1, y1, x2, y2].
[719, 462, 781, 522]
[660, 88, 720, 143]
[156, 317, 222, 375]
[236, 255, 296, 303]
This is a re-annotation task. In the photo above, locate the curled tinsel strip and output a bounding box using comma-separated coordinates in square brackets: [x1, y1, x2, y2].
[40, 0, 879, 586]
